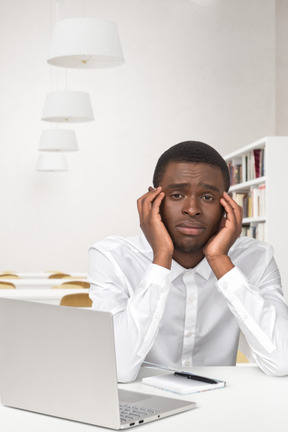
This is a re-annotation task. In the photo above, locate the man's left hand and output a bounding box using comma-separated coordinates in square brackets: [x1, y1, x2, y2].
[203, 192, 243, 279]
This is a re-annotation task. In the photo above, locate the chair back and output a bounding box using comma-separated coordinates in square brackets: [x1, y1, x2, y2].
[61, 280, 90, 289]
[51, 281, 90, 289]
[0, 281, 16, 289]
[0, 273, 19, 279]
[60, 293, 92, 307]
[48, 272, 71, 279]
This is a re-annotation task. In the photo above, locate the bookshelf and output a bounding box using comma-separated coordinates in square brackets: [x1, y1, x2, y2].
[224, 136, 288, 299]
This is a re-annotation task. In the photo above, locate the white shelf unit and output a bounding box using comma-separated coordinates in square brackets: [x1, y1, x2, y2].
[224, 136, 288, 300]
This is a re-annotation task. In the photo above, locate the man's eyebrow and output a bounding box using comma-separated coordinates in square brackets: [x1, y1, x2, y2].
[166, 183, 190, 189]
[199, 183, 221, 193]
[166, 182, 221, 193]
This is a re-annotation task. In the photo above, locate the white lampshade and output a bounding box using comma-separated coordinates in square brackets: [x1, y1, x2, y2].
[39, 129, 78, 152]
[42, 91, 94, 123]
[47, 17, 124, 69]
[36, 153, 68, 171]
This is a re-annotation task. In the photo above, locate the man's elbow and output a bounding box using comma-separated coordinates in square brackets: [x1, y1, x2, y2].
[266, 363, 288, 377]
[117, 370, 138, 383]
[258, 355, 288, 377]
[116, 358, 144, 383]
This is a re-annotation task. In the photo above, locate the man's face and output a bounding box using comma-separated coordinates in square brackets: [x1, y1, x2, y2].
[159, 162, 226, 259]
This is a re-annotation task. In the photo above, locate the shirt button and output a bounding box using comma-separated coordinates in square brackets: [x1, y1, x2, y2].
[185, 332, 192, 338]
[187, 296, 194, 303]
[184, 361, 191, 367]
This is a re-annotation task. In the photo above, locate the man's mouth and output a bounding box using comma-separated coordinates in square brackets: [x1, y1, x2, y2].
[176, 222, 205, 236]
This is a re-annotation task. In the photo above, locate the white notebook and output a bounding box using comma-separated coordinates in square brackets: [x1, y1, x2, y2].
[143, 372, 226, 395]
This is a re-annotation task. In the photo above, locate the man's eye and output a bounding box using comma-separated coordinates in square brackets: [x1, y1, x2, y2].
[202, 195, 214, 201]
[171, 193, 183, 200]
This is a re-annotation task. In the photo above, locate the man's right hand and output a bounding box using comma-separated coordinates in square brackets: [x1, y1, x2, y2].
[137, 187, 174, 269]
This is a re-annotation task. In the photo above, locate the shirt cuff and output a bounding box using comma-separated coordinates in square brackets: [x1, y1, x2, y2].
[217, 266, 247, 295]
[217, 266, 276, 354]
[142, 263, 171, 286]
[132, 263, 171, 301]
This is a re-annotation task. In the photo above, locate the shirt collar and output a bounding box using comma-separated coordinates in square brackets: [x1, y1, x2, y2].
[139, 232, 213, 281]
[171, 257, 212, 281]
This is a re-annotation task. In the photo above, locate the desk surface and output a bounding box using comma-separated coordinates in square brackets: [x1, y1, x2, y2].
[0, 365, 287, 432]
[0, 273, 87, 279]
[0, 289, 87, 304]
[0, 279, 88, 289]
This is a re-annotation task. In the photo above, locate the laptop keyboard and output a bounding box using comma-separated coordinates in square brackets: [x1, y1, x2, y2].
[120, 403, 159, 424]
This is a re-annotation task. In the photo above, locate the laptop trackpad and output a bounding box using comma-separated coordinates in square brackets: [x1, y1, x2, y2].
[119, 389, 152, 403]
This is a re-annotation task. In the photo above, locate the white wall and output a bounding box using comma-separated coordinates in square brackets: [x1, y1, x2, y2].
[0, 0, 284, 272]
[276, 0, 288, 133]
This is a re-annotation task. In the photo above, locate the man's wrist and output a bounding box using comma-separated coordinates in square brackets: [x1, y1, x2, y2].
[153, 252, 173, 270]
[206, 254, 234, 279]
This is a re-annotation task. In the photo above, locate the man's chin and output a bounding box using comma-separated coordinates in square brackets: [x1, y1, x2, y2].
[173, 241, 205, 254]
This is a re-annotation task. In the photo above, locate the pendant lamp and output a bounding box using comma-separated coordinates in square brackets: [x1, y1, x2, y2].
[36, 153, 68, 171]
[42, 91, 94, 123]
[47, 17, 124, 69]
[39, 129, 78, 152]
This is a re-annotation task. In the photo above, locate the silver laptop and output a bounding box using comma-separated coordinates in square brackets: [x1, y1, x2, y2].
[0, 298, 196, 429]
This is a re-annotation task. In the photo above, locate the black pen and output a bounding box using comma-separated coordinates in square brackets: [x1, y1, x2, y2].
[174, 371, 218, 385]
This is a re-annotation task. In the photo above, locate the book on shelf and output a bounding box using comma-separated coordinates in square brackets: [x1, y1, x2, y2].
[232, 184, 265, 218]
[242, 223, 266, 241]
[228, 158, 242, 185]
[227, 148, 265, 185]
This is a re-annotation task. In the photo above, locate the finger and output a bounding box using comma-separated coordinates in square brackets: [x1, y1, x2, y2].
[221, 196, 243, 239]
[137, 187, 162, 217]
[150, 191, 165, 214]
[142, 191, 165, 221]
[219, 214, 226, 230]
[139, 187, 162, 201]
[223, 192, 243, 225]
[220, 197, 236, 224]
[137, 187, 162, 208]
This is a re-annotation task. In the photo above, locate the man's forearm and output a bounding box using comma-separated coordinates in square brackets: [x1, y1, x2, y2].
[206, 254, 234, 279]
[153, 252, 173, 270]
[217, 265, 288, 376]
[110, 264, 171, 382]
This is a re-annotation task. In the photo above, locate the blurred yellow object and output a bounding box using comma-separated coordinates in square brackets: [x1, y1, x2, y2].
[48, 272, 71, 279]
[0, 281, 16, 289]
[236, 351, 249, 363]
[60, 293, 92, 307]
[0, 273, 19, 279]
[52, 280, 90, 289]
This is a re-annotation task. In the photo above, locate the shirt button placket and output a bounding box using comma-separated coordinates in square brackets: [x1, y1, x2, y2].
[182, 272, 198, 368]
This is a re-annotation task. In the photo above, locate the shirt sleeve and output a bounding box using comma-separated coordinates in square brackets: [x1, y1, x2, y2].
[88, 246, 171, 383]
[217, 255, 288, 376]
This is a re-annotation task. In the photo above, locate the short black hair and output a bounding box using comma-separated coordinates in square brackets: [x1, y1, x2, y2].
[153, 141, 230, 191]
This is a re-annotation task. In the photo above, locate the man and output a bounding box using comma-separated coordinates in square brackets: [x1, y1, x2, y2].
[89, 141, 288, 382]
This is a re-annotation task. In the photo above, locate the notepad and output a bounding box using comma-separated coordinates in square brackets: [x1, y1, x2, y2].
[142, 373, 226, 395]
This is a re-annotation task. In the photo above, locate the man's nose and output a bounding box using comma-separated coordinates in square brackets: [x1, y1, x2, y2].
[182, 197, 201, 216]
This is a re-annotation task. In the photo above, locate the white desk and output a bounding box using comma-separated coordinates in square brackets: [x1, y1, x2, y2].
[1, 279, 88, 289]
[0, 365, 287, 432]
[0, 273, 87, 279]
[0, 289, 87, 304]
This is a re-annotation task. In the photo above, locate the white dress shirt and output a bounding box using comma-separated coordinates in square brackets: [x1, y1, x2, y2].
[88, 234, 288, 382]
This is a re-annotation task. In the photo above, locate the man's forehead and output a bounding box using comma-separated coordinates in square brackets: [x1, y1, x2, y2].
[160, 162, 225, 189]
[163, 161, 223, 177]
